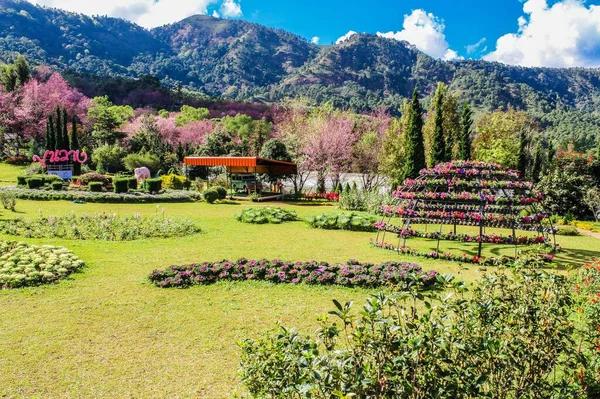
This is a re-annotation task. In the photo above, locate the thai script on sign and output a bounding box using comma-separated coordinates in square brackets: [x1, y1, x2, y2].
[32, 150, 88, 168]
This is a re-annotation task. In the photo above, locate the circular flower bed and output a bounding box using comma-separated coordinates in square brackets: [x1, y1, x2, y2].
[0, 241, 85, 289]
[0, 213, 201, 240]
[236, 207, 297, 224]
[149, 258, 442, 290]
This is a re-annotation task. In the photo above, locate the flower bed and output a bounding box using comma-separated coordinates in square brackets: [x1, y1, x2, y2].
[302, 192, 340, 202]
[0, 187, 202, 203]
[0, 241, 85, 289]
[392, 191, 543, 205]
[0, 213, 200, 240]
[419, 160, 520, 179]
[371, 240, 556, 265]
[149, 258, 441, 290]
[236, 207, 298, 224]
[306, 212, 378, 232]
[402, 178, 535, 190]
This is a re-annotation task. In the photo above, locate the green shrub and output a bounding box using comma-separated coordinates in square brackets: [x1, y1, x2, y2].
[123, 152, 161, 174]
[0, 188, 203, 203]
[78, 173, 110, 186]
[16, 176, 27, 186]
[202, 188, 220, 204]
[338, 190, 393, 215]
[160, 174, 186, 190]
[215, 186, 227, 199]
[144, 178, 162, 194]
[306, 212, 377, 232]
[556, 226, 580, 236]
[88, 182, 104, 192]
[113, 178, 129, 194]
[51, 181, 63, 191]
[240, 269, 590, 398]
[0, 192, 16, 211]
[26, 177, 43, 189]
[0, 213, 200, 241]
[236, 207, 297, 224]
[91, 144, 126, 173]
[127, 177, 138, 190]
[0, 241, 85, 289]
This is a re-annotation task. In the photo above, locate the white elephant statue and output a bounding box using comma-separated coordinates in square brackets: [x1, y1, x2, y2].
[134, 167, 151, 184]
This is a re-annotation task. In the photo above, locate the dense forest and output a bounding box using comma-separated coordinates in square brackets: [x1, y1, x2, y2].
[0, 0, 599, 150]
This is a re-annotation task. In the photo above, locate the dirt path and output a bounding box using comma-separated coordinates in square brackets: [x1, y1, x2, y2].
[576, 228, 600, 240]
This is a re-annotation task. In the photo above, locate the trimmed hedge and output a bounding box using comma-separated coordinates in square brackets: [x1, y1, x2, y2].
[51, 181, 63, 191]
[88, 182, 104, 192]
[16, 176, 27, 186]
[113, 178, 129, 194]
[145, 178, 162, 193]
[127, 178, 138, 190]
[215, 186, 227, 199]
[0, 187, 202, 203]
[26, 177, 43, 189]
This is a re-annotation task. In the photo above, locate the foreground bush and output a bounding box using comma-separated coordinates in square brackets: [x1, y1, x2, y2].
[306, 212, 377, 231]
[202, 188, 220, 204]
[0, 213, 200, 241]
[236, 207, 297, 224]
[240, 268, 599, 398]
[338, 190, 394, 215]
[0, 187, 202, 203]
[149, 259, 442, 290]
[0, 241, 85, 289]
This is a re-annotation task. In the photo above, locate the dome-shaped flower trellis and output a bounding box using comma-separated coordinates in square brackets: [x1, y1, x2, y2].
[374, 161, 557, 264]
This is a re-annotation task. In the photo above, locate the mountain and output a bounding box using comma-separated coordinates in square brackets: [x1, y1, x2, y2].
[1, 0, 599, 148]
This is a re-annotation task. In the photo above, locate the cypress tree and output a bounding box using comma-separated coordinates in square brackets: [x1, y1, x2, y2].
[442, 90, 460, 160]
[430, 84, 446, 166]
[459, 103, 473, 160]
[13, 54, 30, 87]
[62, 108, 70, 151]
[531, 142, 543, 183]
[517, 129, 528, 177]
[71, 116, 81, 176]
[403, 87, 426, 179]
[55, 107, 64, 150]
[46, 115, 56, 152]
[45, 116, 55, 151]
[176, 142, 184, 162]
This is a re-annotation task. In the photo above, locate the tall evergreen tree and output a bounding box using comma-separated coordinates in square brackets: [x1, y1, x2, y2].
[62, 108, 70, 150]
[403, 88, 425, 179]
[71, 116, 81, 175]
[459, 103, 473, 160]
[55, 107, 64, 150]
[531, 142, 543, 183]
[517, 129, 528, 177]
[13, 54, 30, 87]
[176, 142, 185, 162]
[442, 90, 461, 159]
[430, 84, 446, 166]
[46, 115, 56, 152]
[0, 64, 16, 92]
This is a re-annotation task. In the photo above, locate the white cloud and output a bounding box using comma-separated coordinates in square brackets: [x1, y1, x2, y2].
[212, 10, 221, 18]
[466, 37, 487, 54]
[311, 36, 320, 45]
[376, 9, 460, 60]
[220, 0, 242, 18]
[336, 30, 357, 44]
[484, 0, 600, 67]
[27, 0, 244, 27]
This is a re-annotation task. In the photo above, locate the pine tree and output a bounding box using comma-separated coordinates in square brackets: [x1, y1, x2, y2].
[45, 116, 55, 151]
[517, 129, 528, 177]
[176, 142, 184, 162]
[403, 88, 425, 179]
[430, 84, 446, 166]
[459, 103, 473, 160]
[13, 54, 30, 87]
[62, 108, 70, 151]
[55, 107, 64, 150]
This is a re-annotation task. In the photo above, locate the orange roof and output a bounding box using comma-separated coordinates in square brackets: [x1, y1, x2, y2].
[184, 156, 297, 175]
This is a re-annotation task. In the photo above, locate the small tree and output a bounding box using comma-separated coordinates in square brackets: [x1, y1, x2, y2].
[429, 84, 446, 166]
[584, 188, 600, 222]
[13, 54, 30, 87]
[45, 115, 55, 152]
[459, 103, 473, 160]
[403, 88, 425, 179]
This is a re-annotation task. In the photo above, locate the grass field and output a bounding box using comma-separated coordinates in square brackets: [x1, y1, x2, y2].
[1, 164, 599, 398]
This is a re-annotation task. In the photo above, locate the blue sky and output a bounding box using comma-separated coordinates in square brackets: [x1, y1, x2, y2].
[30, 0, 600, 67]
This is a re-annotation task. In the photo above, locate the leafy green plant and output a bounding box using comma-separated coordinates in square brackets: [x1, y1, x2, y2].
[160, 174, 187, 190]
[556, 226, 580, 236]
[306, 212, 377, 231]
[0, 213, 200, 241]
[240, 268, 589, 398]
[0, 192, 16, 211]
[215, 186, 227, 200]
[26, 177, 43, 189]
[0, 241, 85, 289]
[50, 181, 63, 191]
[144, 178, 162, 194]
[338, 190, 393, 215]
[0, 187, 202, 203]
[236, 207, 297, 224]
[78, 173, 110, 186]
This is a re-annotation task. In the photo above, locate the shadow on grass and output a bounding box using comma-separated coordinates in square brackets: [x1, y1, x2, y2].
[555, 248, 600, 267]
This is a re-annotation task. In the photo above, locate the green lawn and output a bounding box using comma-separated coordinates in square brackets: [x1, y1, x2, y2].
[1, 165, 599, 397]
